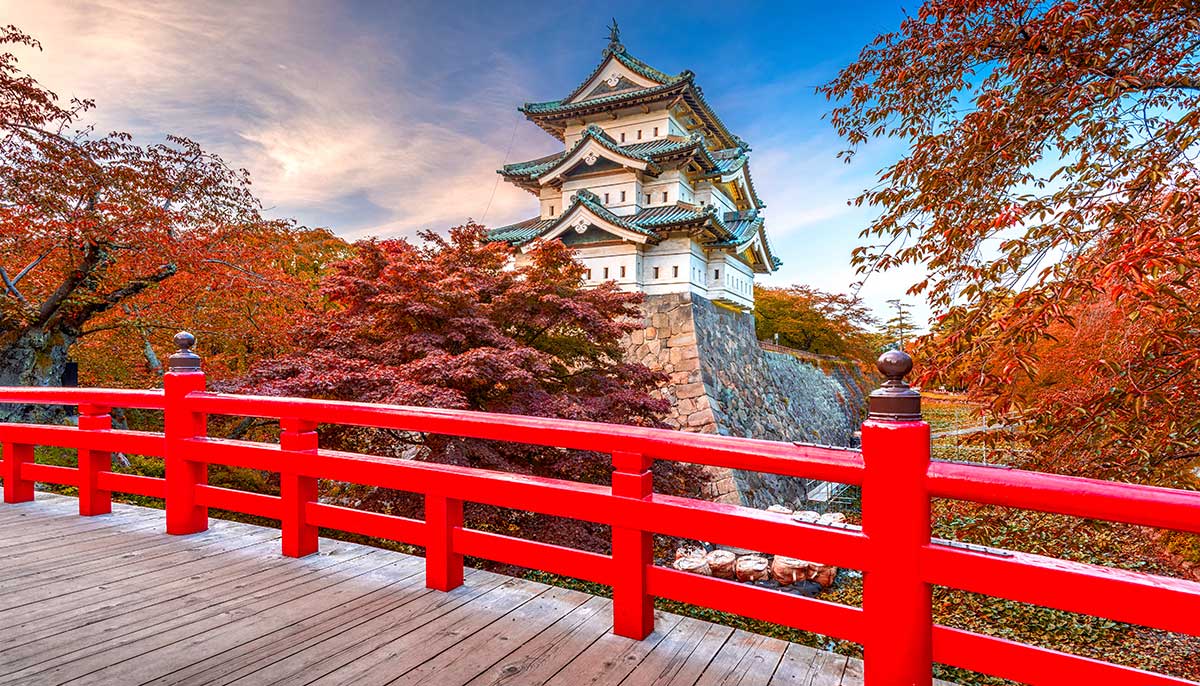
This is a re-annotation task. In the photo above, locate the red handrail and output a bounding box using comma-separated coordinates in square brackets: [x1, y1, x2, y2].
[0, 364, 1197, 686]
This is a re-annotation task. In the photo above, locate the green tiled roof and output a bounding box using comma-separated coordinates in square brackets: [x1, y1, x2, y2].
[499, 151, 565, 178]
[559, 47, 685, 105]
[522, 78, 687, 116]
[487, 216, 556, 244]
[499, 128, 724, 184]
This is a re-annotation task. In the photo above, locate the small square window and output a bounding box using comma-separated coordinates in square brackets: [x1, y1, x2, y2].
[549, 205, 555, 216]
[653, 126, 659, 137]
[620, 132, 626, 143]
[645, 193, 651, 204]
[620, 191, 626, 202]
[672, 266, 679, 278]
[620, 265, 626, 278]
[653, 267, 660, 279]
[662, 191, 668, 202]
[585, 269, 592, 280]
[604, 193, 609, 204]
[637, 129, 642, 140]
[714, 269, 720, 280]
[603, 267, 609, 279]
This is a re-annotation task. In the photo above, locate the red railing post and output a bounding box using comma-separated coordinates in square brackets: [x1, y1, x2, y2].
[611, 450, 654, 639]
[77, 403, 113, 516]
[1, 442, 34, 503]
[861, 351, 932, 686]
[280, 417, 319, 557]
[425, 494, 464, 590]
[163, 332, 208, 535]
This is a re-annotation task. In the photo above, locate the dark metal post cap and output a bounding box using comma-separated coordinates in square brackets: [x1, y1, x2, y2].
[167, 331, 202, 372]
[868, 350, 921, 421]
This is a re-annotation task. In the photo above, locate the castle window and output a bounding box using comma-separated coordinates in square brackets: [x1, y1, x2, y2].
[637, 129, 642, 140]
[653, 267, 660, 279]
[620, 265, 626, 278]
[714, 269, 720, 280]
[645, 193, 651, 204]
[620, 190, 626, 202]
[585, 269, 592, 280]
[662, 191, 668, 202]
[673, 265, 679, 278]
[653, 126, 659, 137]
[620, 132, 626, 143]
[549, 205, 555, 216]
[604, 193, 609, 204]
[604, 267, 609, 279]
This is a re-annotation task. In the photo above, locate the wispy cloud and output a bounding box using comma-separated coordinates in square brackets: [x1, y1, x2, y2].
[2, 0, 540, 238]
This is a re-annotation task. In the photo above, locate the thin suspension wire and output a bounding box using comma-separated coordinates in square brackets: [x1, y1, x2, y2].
[481, 115, 520, 224]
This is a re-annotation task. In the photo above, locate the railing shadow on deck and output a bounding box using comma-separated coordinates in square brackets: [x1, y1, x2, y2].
[0, 333, 1197, 686]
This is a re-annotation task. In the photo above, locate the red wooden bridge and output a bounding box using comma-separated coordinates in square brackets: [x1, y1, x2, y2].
[0, 334, 1197, 685]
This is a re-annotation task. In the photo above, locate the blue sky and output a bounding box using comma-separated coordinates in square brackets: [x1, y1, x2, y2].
[1, 0, 927, 323]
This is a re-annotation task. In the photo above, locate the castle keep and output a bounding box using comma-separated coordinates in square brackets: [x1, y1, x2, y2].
[492, 25, 864, 507]
[490, 22, 778, 312]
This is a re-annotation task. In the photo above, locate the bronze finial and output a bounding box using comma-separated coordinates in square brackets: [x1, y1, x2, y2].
[167, 331, 202, 372]
[868, 350, 921, 421]
[604, 18, 624, 55]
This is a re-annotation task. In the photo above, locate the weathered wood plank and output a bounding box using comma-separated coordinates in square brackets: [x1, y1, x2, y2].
[144, 566, 470, 686]
[768, 643, 822, 685]
[461, 595, 614, 686]
[193, 573, 510, 686]
[693, 629, 788, 686]
[623, 618, 735, 686]
[393, 585, 592, 685]
[70, 555, 429, 685]
[304, 578, 550, 686]
[545, 611, 686, 686]
[0, 542, 383, 684]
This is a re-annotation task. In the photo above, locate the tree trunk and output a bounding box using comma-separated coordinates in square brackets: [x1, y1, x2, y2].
[0, 325, 75, 422]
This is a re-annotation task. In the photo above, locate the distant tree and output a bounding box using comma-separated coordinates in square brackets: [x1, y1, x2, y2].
[753, 285, 881, 364]
[821, 1, 1200, 477]
[236, 225, 703, 551]
[884, 299, 915, 350]
[0, 26, 328, 414]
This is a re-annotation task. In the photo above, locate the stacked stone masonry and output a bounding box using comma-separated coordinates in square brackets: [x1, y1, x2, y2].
[624, 293, 869, 507]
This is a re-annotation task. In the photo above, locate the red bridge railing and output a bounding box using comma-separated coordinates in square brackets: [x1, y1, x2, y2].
[0, 336, 1197, 686]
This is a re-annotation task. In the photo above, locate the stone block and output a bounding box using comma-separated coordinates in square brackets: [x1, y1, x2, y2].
[687, 409, 716, 427]
[676, 382, 706, 400]
[668, 333, 696, 347]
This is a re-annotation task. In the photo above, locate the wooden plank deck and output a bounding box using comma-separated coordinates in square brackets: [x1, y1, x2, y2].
[0, 493, 936, 686]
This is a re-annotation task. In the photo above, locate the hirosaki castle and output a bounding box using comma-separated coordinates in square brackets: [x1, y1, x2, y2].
[489, 23, 779, 310]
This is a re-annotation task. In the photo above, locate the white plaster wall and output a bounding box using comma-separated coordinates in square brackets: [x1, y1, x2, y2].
[564, 108, 683, 148]
[641, 236, 707, 297]
[705, 251, 755, 309]
[694, 181, 737, 214]
[642, 170, 696, 207]
[539, 187, 563, 219]
[561, 171, 641, 216]
[574, 243, 643, 290]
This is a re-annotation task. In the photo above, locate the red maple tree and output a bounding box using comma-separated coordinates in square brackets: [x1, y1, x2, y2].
[0, 26, 335, 415]
[236, 225, 702, 550]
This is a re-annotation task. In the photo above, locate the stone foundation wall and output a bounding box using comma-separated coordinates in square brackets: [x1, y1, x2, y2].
[625, 293, 869, 507]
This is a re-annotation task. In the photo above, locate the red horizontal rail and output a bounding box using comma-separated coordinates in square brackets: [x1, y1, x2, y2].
[0, 423, 165, 456]
[922, 544, 1200, 636]
[453, 528, 614, 584]
[305, 502, 427, 546]
[0, 387, 164, 410]
[927, 461, 1200, 535]
[96, 472, 167, 499]
[194, 485, 282, 520]
[932, 625, 1197, 685]
[20, 462, 78, 486]
[185, 392, 866, 483]
[646, 566, 866, 643]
